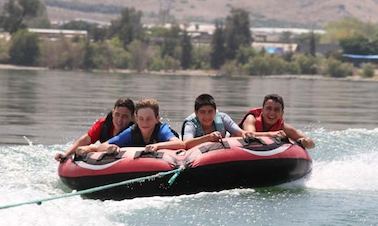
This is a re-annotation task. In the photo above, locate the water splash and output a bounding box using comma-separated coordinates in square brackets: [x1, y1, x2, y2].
[296, 128, 378, 191]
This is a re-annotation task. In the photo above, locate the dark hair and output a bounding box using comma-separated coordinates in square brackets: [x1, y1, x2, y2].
[263, 94, 284, 110]
[135, 98, 159, 117]
[114, 98, 135, 114]
[194, 94, 217, 111]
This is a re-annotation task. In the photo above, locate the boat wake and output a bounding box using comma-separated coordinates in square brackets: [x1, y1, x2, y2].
[283, 128, 378, 191]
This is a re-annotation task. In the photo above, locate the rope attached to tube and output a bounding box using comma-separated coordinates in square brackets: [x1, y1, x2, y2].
[0, 167, 185, 210]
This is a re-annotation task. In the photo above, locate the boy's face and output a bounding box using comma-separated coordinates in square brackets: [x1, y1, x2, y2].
[136, 107, 159, 134]
[262, 99, 283, 126]
[112, 106, 133, 132]
[196, 105, 216, 128]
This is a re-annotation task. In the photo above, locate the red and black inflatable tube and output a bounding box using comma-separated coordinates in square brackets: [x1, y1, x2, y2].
[58, 137, 312, 199]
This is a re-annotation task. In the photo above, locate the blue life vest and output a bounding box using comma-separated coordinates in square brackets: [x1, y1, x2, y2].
[181, 112, 226, 139]
[130, 123, 179, 147]
[130, 123, 161, 147]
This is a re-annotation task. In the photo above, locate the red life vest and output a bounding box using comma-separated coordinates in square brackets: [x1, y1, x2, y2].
[239, 107, 284, 132]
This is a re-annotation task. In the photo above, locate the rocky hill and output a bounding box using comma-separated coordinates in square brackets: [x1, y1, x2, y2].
[3, 0, 378, 27]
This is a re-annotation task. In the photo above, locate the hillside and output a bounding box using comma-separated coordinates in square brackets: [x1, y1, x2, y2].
[3, 0, 378, 27]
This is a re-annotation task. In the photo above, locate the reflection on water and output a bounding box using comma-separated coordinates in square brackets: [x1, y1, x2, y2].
[0, 70, 377, 145]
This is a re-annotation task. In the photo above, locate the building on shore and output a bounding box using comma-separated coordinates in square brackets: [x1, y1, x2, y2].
[27, 28, 88, 41]
[252, 42, 298, 54]
[342, 54, 378, 66]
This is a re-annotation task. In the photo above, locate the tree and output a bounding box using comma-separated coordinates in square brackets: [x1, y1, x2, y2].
[323, 17, 378, 43]
[23, 0, 49, 29]
[236, 45, 256, 65]
[292, 54, 318, 74]
[0, 0, 43, 33]
[210, 21, 226, 69]
[309, 31, 316, 56]
[9, 29, 39, 65]
[61, 20, 107, 42]
[91, 27, 108, 42]
[161, 25, 180, 58]
[192, 45, 211, 69]
[180, 30, 192, 69]
[128, 40, 148, 72]
[61, 20, 93, 31]
[82, 38, 130, 70]
[295, 32, 320, 56]
[339, 35, 372, 54]
[109, 7, 144, 49]
[224, 9, 252, 60]
[82, 42, 95, 70]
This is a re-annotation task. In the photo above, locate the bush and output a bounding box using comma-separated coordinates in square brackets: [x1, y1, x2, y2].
[325, 58, 353, 77]
[268, 56, 288, 75]
[192, 45, 211, 69]
[0, 39, 10, 63]
[219, 60, 241, 76]
[162, 56, 180, 71]
[245, 55, 271, 75]
[82, 42, 95, 70]
[236, 45, 256, 65]
[148, 55, 164, 71]
[39, 38, 85, 69]
[148, 54, 180, 72]
[286, 61, 301, 75]
[127, 40, 148, 71]
[292, 54, 318, 74]
[147, 45, 164, 71]
[245, 55, 288, 75]
[9, 30, 40, 65]
[88, 38, 130, 70]
[361, 63, 375, 78]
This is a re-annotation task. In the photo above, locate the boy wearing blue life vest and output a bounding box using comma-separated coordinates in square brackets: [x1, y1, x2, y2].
[182, 94, 248, 149]
[76, 98, 185, 155]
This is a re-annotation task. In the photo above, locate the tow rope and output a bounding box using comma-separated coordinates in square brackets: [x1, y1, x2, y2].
[0, 166, 185, 210]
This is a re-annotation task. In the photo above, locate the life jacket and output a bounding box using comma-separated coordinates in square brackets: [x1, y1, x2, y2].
[239, 107, 284, 132]
[99, 112, 134, 143]
[130, 122, 162, 147]
[181, 112, 226, 139]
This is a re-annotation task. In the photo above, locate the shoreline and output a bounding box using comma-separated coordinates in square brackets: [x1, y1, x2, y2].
[0, 63, 377, 82]
[0, 64, 48, 71]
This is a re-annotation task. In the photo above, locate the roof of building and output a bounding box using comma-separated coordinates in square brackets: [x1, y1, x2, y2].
[28, 28, 87, 35]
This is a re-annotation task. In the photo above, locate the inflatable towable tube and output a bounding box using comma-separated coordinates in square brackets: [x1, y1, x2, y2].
[58, 136, 312, 200]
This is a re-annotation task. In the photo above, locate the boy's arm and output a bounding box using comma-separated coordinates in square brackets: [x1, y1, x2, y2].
[75, 142, 120, 156]
[242, 114, 257, 132]
[146, 137, 186, 151]
[183, 132, 222, 149]
[284, 123, 315, 149]
[54, 133, 91, 161]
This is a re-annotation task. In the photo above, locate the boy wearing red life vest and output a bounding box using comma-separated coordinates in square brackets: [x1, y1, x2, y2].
[54, 97, 135, 161]
[240, 94, 315, 149]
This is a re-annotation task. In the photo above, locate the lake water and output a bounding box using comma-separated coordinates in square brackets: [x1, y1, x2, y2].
[0, 70, 377, 225]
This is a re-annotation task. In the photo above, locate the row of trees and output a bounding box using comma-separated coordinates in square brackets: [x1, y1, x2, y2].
[0, 0, 376, 77]
[324, 17, 378, 55]
[0, 0, 255, 71]
[0, 0, 49, 33]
